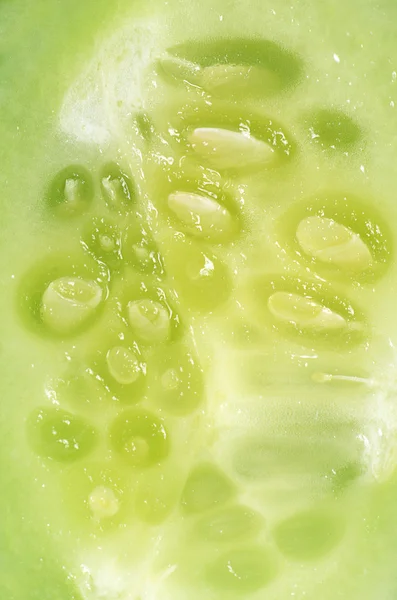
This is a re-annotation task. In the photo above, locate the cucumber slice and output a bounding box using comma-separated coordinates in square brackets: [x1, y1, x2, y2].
[3, 4, 397, 600]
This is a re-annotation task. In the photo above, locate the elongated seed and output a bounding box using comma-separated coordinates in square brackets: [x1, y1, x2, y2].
[188, 127, 275, 170]
[158, 56, 201, 85]
[267, 292, 347, 330]
[168, 191, 237, 241]
[296, 216, 373, 271]
[64, 178, 82, 207]
[201, 64, 280, 96]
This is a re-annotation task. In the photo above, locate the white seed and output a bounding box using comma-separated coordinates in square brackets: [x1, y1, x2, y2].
[201, 63, 280, 95]
[127, 299, 170, 344]
[296, 216, 373, 271]
[41, 277, 103, 334]
[188, 127, 274, 170]
[168, 191, 237, 241]
[88, 485, 120, 519]
[64, 178, 81, 206]
[106, 346, 141, 385]
[267, 292, 347, 330]
[102, 177, 127, 210]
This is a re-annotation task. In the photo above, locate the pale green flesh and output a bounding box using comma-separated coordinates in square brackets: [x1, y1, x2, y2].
[2, 1, 397, 600]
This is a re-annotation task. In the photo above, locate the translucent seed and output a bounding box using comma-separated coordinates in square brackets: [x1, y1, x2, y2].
[267, 292, 347, 330]
[151, 344, 204, 415]
[99, 235, 116, 252]
[101, 165, 134, 214]
[308, 109, 361, 150]
[127, 299, 170, 344]
[201, 63, 280, 96]
[28, 408, 97, 463]
[161, 368, 180, 390]
[274, 509, 345, 561]
[135, 466, 181, 524]
[188, 127, 274, 170]
[41, 277, 103, 335]
[135, 112, 155, 142]
[123, 437, 149, 462]
[167, 38, 303, 91]
[168, 191, 238, 242]
[48, 165, 93, 217]
[331, 463, 363, 493]
[110, 410, 169, 468]
[123, 223, 164, 276]
[158, 56, 201, 85]
[106, 346, 141, 386]
[82, 217, 123, 269]
[207, 546, 277, 592]
[181, 463, 235, 514]
[296, 216, 373, 271]
[88, 486, 120, 520]
[63, 462, 128, 526]
[58, 366, 110, 411]
[195, 505, 263, 543]
[165, 237, 231, 312]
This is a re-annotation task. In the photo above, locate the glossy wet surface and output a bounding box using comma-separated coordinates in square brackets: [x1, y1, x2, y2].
[2, 1, 397, 599]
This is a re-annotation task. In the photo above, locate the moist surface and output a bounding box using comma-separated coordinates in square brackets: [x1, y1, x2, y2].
[2, 1, 397, 599]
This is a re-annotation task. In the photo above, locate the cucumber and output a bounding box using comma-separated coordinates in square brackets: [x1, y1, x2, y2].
[2, 0, 397, 599]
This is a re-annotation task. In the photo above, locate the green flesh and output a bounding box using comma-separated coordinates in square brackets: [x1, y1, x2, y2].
[2, 1, 397, 599]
